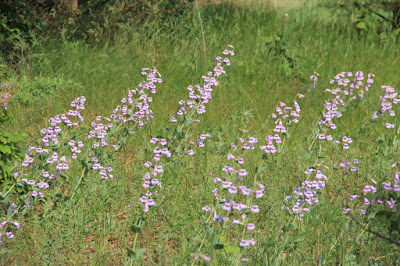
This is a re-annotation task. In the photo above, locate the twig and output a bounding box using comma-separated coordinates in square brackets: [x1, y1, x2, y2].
[362, 4, 392, 23]
[348, 213, 400, 246]
[195, 0, 207, 65]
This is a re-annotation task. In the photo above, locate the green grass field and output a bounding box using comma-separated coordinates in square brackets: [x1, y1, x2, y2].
[1, 2, 400, 264]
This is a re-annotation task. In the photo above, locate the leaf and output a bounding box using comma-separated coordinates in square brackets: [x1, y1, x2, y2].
[265, 35, 274, 44]
[173, 218, 192, 228]
[130, 218, 146, 234]
[356, 22, 367, 30]
[184, 133, 193, 141]
[0, 144, 12, 154]
[212, 235, 224, 249]
[225, 244, 240, 254]
[214, 244, 224, 249]
[127, 248, 146, 261]
[256, 166, 267, 173]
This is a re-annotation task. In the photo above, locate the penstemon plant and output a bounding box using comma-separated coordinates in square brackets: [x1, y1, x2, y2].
[310, 71, 374, 151]
[193, 95, 305, 264]
[126, 46, 235, 262]
[137, 46, 235, 214]
[0, 68, 162, 248]
[341, 83, 400, 246]
[200, 139, 266, 264]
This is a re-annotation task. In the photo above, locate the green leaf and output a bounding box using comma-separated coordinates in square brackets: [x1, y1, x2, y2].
[212, 235, 224, 249]
[127, 248, 146, 261]
[130, 218, 146, 234]
[0, 144, 12, 154]
[356, 22, 367, 30]
[256, 166, 267, 173]
[265, 35, 274, 44]
[225, 243, 240, 254]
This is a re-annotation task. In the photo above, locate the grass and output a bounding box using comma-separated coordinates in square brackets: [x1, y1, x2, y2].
[1, 2, 400, 265]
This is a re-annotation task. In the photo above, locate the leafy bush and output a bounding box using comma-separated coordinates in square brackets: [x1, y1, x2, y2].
[0, 0, 43, 61]
[320, 0, 400, 38]
[37, 0, 195, 43]
[0, 0, 195, 60]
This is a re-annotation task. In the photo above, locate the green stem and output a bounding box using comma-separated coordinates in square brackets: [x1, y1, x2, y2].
[2, 183, 16, 199]
[132, 232, 139, 251]
[190, 234, 208, 266]
[70, 167, 86, 201]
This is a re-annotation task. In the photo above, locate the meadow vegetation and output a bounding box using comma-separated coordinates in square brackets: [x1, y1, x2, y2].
[1, 0, 400, 264]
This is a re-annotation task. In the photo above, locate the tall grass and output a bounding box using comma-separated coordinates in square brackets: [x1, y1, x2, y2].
[1, 2, 400, 264]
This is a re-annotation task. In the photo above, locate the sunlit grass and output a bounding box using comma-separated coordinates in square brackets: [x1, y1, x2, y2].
[2, 3, 400, 264]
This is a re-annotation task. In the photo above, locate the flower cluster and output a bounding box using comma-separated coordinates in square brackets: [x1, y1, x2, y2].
[326, 71, 374, 100]
[259, 98, 302, 155]
[171, 46, 234, 124]
[282, 169, 327, 221]
[339, 159, 359, 174]
[203, 139, 265, 251]
[139, 137, 170, 212]
[2, 69, 162, 246]
[110, 68, 161, 126]
[138, 47, 234, 213]
[371, 85, 399, 128]
[343, 172, 399, 215]
[19, 96, 87, 195]
[0, 220, 21, 245]
[87, 68, 161, 179]
[316, 71, 374, 149]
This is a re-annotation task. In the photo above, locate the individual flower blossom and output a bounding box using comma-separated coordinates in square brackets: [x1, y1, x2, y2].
[250, 205, 260, 213]
[350, 195, 359, 201]
[386, 198, 395, 209]
[247, 223, 255, 230]
[238, 169, 248, 176]
[11, 221, 21, 229]
[222, 202, 231, 211]
[222, 181, 232, 188]
[239, 240, 250, 247]
[144, 161, 153, 168]
[382, 182, 392, 191]
[363, 197, 371, 205]
[343, 208, 351, 214]
[37, 182, 49, 189]
[363, 185, 377, 193]
[385, 123, 395, 129]
[228, 187, 238, 194]
[202, 206, 212, 212]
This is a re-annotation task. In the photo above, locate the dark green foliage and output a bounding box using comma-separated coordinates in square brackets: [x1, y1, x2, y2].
[0, 0, 195, 60]
[33, 0, 195, 42]
[0, 109, 25, 193]
[0, 0, 43, 61]
[320, 0, 400, 38]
